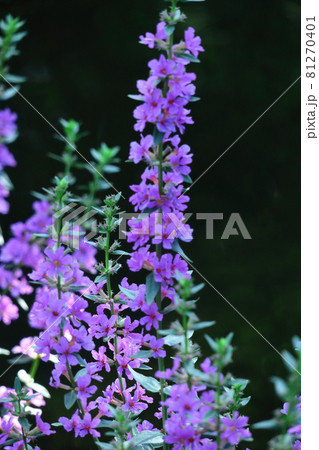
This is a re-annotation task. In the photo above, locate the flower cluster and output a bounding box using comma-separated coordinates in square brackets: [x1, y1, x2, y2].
[0, 4, 260, 450]
[281, 397, 301, 450]
[0, 199, 52, 325]
[253, 336, 301, 449]
[0, 108, 17, 214]
[0, 379, 54, 448]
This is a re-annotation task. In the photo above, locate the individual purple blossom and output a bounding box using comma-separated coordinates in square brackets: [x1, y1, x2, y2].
[76, 374, 97, 401]
[0, 145, 16, 170]
[280, 401, 289, 415]
[140, 302, 163, 330]
[35, 413, 56, 435]
[164, 414, 200, 448]
[144, 334, 166, 358]
[0, 183, 9, 215]
[140, 22, 168, 48]
[91, 346, 111, 372]
[43, 246, 73, 278]
[0, 295, 18, 324]
[11, 337, 38, 359]
[72, 239, 97, 273]
[129, 134, 154, 164]
[59, 411, 83, 436]
[53, 336, 80, 365]
[220, 411, 252, 445]
[184, 27, 204, 57]
[0, 108, 17, 138]
[89, 313, 117, 339]
[148, 54, 176, 79]
[156, 357, 181, 379]
[78, 412, 101, 438]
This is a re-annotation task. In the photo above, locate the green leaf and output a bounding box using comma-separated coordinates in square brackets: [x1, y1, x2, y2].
[282, 350, 297, 372]
[132, 350, 153, 359]
[95, 274, 107, 283]
[51, 422, 64, 427]
[14, 377, 22, 393]
[189, 96, 201, 102]
[0, 397, 18, 403]
[164, 25, 175, 36]
[153, 128, 164, 146]
[112, 250, 130, 256]
[128, 94, 144, 101]
[128, 367, 161, 393]
[118, 285, 137, 300]
[139, 364, 153, 371]
[145, 272, 161, 305]
[252, 419, 280, 430]
[103, 164, 120, 174]
[205, 334, 218, 351]
[240, 396, 251, 406]
[191, 283, 205, 294]
[183, 174, 193, 184]
[171, 239, 192, 262]
[18, 416, 30, 431]
[1, 87, 19, 100]
[64, 390, 77, 410]
[164, 331, 193, 346]
[75, 353, 87, 367]
[5, 73, 25, 83]
[193, 321, 215, 330]
[129, 430, 164, 446]
[96, 419, 116, 428]
[178, 53, 200, 63]
[270, 376, 288, 398]
[95, 442, 114, 450]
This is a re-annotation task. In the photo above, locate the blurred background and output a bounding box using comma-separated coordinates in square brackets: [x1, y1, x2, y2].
[0, 0, 300, 448]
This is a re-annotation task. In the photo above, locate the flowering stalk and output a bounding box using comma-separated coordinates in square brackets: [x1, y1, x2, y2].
[253, 337, 301, 450]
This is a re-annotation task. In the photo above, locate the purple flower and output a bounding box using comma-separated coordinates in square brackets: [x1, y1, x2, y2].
[140, 22, 168, 48]
[129, 134, 154, 163]
[184, 27, 204, 57]
[0, 295, 18, 325]
[44, 246, 73, 277]
[59, 412, 82, 436]
[35, 413, 56, 435]
[0, 108, 17, 138]
[76, 374, 97, 401]
[0, 145, 16, 170]
[220, 411, 251, 445]
[78, 412, 101, 438]
[140, 302, 163, 330]
[294, 440, 301, 450]
[91, 346, 111, 372]
[53, 336, 80, 365]
[148, 55, 176, 79]
[145, 334, 166, 358]
[280, 401, 289, 415]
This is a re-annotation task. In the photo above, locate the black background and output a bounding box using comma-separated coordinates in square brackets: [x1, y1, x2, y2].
[0, 0, 300, 448]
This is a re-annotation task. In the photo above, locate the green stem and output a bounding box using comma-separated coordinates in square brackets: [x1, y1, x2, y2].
[29, 357, 40, 379]
[216, 363, 222, 450]
[17, 398, 28, 450]
[105, 216, 125, 396]
[155, 4, 178, 446]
